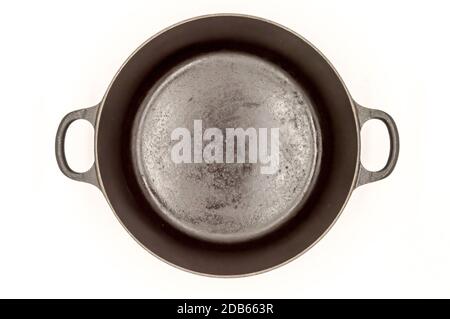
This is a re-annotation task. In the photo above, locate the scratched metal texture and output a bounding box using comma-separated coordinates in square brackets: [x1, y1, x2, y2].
[132, 51, 321, 243]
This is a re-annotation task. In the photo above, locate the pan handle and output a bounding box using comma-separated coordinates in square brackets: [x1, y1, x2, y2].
[355, 103, 399, 187]
[55, 105, 100, 188]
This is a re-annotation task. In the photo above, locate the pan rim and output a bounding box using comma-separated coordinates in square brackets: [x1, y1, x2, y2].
[94, 13, 361, 277]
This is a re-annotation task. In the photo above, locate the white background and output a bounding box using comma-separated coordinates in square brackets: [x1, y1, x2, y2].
[0, 0, 448, 298]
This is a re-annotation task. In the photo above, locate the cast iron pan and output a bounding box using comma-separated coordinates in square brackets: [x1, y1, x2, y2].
[55, 14, 399, 276]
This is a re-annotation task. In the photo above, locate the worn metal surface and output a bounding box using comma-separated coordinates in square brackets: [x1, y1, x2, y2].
[132, 51, 321, 243]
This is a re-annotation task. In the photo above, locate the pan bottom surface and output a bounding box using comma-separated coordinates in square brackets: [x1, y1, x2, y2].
[132, 50, 321, 243]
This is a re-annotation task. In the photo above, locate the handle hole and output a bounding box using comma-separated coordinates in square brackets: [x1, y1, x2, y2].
[64, 119, 94, 173]
[361, 119, 390, 171]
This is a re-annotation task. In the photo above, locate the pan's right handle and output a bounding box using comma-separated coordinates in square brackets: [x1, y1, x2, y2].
[55, 105, 100, 188]
[355, 103, 400, 188]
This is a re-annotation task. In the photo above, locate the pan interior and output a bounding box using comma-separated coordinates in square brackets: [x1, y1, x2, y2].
[132, 50, 321, 243]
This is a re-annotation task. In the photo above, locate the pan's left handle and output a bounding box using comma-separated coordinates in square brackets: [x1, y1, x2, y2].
[55, 104, 100, 188]
[355, 103, 400, 188]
